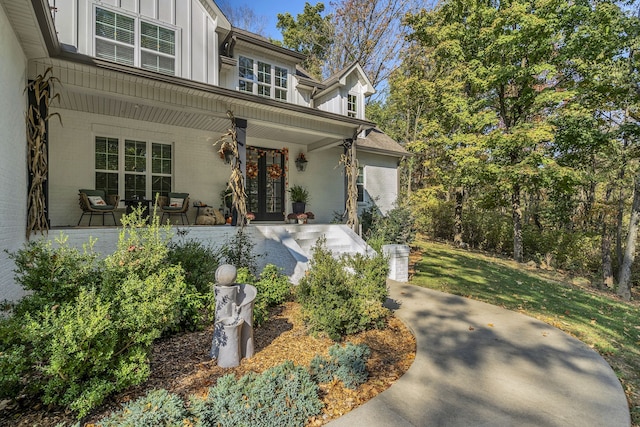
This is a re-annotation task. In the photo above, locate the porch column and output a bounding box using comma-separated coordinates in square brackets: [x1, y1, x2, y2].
[236, 118, 247, 181]
[342, 138, 359, 233]
[232, 118, 247, 226]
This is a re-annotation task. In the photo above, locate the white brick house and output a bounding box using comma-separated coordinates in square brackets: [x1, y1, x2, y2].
[0, 0, 407, 300]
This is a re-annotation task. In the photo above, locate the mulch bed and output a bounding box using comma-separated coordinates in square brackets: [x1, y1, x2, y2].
[0, 302, 415, 427]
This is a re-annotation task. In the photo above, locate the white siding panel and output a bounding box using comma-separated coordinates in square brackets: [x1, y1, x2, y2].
[190, 9, 206, 82]
[139, 0, 156, 19]
[207, 18, 217, 84]
[158, 0, 174, 24]
[175, 0, 191, 79]
[357, 151, 399, 214]
[52, 0, 77, 48]
[120, 0, 137, 14]
[0, 6, 28, 301]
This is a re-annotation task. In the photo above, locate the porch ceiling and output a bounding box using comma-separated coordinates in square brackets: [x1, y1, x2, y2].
[37, 58, 364, 150]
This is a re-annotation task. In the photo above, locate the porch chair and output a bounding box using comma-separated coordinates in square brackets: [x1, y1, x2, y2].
[78, 189, 119, 226]
[157, 192, 190, 225]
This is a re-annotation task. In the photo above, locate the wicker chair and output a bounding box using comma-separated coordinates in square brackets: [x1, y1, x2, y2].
[78, 189, 119, 226]
[157, 192, 190, 225]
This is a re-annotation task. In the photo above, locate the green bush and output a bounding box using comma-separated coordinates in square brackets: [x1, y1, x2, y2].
[361, 203, 417, 249]
[190, 361, 322, 427]
[7, 235, 99, 315]
[297, 239, 390, 340]
[2, 210, 191, 418]
[100, 389, 190, 427]
[310, 343, 371, 389]
[167, 237, 221, 294]
[221, 229, 261, 274]
[167, 236, 222, 329]
[256, 264, 291, 306]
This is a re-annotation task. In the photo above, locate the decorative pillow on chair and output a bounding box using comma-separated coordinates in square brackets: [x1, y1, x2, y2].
[88, 196, 106, 206]
[169, 198, 184, 208]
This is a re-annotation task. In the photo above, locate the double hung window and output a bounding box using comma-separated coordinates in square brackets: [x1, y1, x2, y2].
[95, 6, 176, 75]
[95, 136, 172, 200]
[238, 56, 288, 101]
[347, 94, 358, 118]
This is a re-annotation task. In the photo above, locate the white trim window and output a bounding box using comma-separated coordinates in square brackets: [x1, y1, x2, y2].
[95, 136, 173, 200]
[94, 6, 176, 75]
[238, 55, 288, 101]
[347, 93, 358, 118]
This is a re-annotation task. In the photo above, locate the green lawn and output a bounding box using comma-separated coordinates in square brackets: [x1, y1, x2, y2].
[411, 239, 640, 425]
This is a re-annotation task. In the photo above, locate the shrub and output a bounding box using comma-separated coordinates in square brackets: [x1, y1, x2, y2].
[167, 237, 221, 294]
[256, 264, 291, 307]
[251, 264, 292, 327]
[167, 236, 222, 329]
[361, 203, 417, 249]
[190, 361, 322, 427]
[221, 229, 261, 274]
[99, 389, 190, 427]
[3, 210, 191, 418]
[310, 343, 371, 389]
[297, 239, 390, 340]
[7, 235, 99, 315]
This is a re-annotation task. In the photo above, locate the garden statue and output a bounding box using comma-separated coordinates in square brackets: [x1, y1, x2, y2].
[210, 264, 257, 368]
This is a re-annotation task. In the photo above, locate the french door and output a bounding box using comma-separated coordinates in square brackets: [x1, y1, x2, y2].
[246, 147, 285, 221]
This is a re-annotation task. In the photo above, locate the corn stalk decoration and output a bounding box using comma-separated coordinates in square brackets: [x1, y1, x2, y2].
[340, 138, 359, 232]
[25, 67, 61, 239]
[216, 110, 247, 227]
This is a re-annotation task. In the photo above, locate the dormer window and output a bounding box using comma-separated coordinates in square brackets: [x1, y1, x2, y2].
[238, 56, 288, 101]
[94, 6, 176, 75]
[347, 93, 358, 118]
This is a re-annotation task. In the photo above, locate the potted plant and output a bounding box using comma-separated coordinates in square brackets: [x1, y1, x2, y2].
[296, 212, 308, 224]
[246, 212, 255, 224]
[289, 184, 309, 214]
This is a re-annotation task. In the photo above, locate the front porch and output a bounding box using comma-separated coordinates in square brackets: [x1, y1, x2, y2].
[48, 224, 372, 284]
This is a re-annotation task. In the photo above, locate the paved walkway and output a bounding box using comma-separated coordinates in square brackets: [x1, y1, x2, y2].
[328, 280, 631, 427]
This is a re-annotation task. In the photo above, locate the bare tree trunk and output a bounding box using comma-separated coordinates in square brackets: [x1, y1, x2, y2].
[617, 172, 640, 301]
[453, 187, 464, 247]
[601, 187, 614, 289]
[512, 183, 523, 262]
[616, 139, 628, 269]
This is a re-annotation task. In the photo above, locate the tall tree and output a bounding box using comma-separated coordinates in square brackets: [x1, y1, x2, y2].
[327, 0, 417, 92]
[276, 2, 334, 79]
[407, 0, 566, 262]
[217, 1, 269, 36]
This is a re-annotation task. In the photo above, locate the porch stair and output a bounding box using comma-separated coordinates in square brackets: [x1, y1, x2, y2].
[254, 224, 373, 284]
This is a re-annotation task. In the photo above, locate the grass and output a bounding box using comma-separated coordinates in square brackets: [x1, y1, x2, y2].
[411, 239, 640, 426]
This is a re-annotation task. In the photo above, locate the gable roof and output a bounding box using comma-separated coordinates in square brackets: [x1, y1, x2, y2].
[357, 128, 409, 158]
[315, 62, 375, 99]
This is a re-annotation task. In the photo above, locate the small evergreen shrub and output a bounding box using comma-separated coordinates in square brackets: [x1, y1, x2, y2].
[297, 239, 390, 340]
[100, 389, 190, 427]
[310, 343, 371, 389]
[190, 361, 323, 427]
[361, 202, 416, 250]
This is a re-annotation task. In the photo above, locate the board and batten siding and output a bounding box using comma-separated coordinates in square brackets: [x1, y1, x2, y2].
[50, 0, 222, 85]
[357, 151, 399, 215]
[0, 5, 29, 301]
